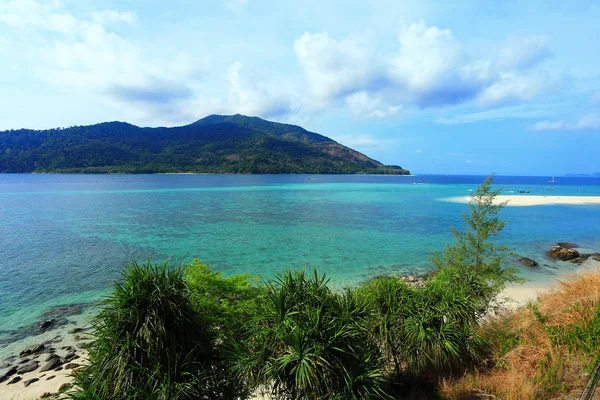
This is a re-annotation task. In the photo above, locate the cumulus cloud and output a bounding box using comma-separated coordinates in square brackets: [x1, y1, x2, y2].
[294, 21, 560, 119]
[530, 114, 600, 131]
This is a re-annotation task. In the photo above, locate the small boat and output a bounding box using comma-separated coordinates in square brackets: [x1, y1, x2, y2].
[518, 190, 530, 194]
[548, 176, 556, 184]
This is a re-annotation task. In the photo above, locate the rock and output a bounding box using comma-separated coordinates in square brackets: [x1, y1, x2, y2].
[44, 353, 60, 362]
[54, 366, 63, 371]
[24, 377, 39, 387]
[557, 242, 578, 249]
[40, 357, 62, 372]
[61, 346, 75, 352]
[8, 376, 22, 384]
[547, 244, 580, 261]
[46, 375, 55, 380]
[39, 320, 54, 330]
[0, 375, 8, 383]
[0, 362, 11, 369]
[59, 382, 71, 391]
[401, 275, 426, 287]
[63, 353, 79, 363]
[64, 363, 80, 370]
[40, 393, 53, 398]
[4, 365, 17, 376]
[20, 343, 45, 356]
[19, 357, 31, 364]
[518, 256, 538, 268]
[17, 361, 39, 374]
[570, 254, 590, 264]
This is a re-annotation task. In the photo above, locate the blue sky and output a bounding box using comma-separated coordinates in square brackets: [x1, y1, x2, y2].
[1, 0, 599, 175]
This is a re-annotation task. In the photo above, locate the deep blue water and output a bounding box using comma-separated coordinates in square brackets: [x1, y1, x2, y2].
[1, 174, 599, 353]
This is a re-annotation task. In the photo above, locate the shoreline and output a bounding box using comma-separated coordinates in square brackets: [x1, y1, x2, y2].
[439, 195, 600, 206]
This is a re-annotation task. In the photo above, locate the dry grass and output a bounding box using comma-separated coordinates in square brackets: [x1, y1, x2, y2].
[439, 269, 600, 400]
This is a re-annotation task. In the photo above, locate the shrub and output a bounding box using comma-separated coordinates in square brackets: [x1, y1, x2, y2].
[230, 269, 389, 399]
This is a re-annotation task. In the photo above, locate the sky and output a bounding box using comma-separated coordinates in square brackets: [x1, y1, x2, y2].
[1, 0, 599, 175]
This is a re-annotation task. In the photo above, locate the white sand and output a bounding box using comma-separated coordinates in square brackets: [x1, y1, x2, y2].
[439, 195, 600, 207]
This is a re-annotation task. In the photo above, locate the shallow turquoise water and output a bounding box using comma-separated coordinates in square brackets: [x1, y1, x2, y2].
[1, 174, 599, 352]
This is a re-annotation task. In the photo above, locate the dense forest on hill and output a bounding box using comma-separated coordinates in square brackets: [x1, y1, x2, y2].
[0, 114, 410, 175]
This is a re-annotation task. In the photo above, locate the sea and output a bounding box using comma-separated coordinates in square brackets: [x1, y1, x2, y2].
[1, 174, 600, 356]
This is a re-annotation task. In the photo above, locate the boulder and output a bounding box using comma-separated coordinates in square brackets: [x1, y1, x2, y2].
[4, 365, 17, 376]
[20, 343, 45, 356]
[40, 393, 54, 398]
[17, 361, 39, 374]
[518, 256, 538, 268]
[547, 244, 580, 261]
[8, 375, 22, 384]
[40, 357, 62, 372]
[0, 375, 8, 384]
[24, 377, 39, 387]
[64, 363, 80, 370]
[44, 353, 60, 362]
[63, 353, 79, 363]
[557, 242, 578, 249]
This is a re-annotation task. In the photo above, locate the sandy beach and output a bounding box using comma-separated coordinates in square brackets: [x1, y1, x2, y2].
[439, 195, 600, 207]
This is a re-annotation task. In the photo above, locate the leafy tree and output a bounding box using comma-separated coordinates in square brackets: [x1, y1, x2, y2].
[430, 175, 522, 315]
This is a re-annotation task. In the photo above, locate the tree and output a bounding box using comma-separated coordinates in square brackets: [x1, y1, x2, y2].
[430, 175, 522, 314]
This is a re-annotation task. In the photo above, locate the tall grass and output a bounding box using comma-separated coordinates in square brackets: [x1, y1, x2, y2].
[440, 270, 600, 400]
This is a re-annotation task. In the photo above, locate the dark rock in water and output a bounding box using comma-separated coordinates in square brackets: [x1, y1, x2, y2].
[570, 254, 590, 264]
[557, 242, 578, 249]
[17, 361, 39, 374]
[547, 244, 580, 261]
[19, 358, 31, 364]
[0, 362, 11, 369]
[39, 320, 54, 330]
[4, 365, 17, 376]
[41, 304, 84, 320]
[518, 256, 538, 267]
[7, 375, 22, 384]
[40, 357, 62, 372]
[64, 362, 80, 370]
[20, 343, 45, 356]
[24, 377, 39, 387]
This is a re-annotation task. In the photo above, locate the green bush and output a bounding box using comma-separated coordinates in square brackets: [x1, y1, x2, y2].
[66, 261, 233, 400]
[230, 269, 389, 399]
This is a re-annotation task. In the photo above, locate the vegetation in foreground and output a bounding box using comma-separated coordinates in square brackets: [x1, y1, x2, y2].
[64, 177, 600, 399]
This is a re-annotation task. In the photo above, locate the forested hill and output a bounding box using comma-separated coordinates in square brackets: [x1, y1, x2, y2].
[0, 114, 410, 174]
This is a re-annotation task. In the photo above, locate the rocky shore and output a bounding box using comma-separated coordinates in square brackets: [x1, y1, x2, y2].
[0, 304, 94, 399]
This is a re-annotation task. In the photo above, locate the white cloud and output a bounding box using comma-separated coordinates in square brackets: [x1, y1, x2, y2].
[227, 62, 291, 117]
[530, 114, 600, 131]
[495, 35, 552, 71]
[477, 71, 565, 107]
[294, 31, 381, 109]
[436, 103, 559, 124]
[0, 0, 77, 33]
[293, 20, 560, 119]
[332, 133, 401, 152]
[415, 149, 422, 153]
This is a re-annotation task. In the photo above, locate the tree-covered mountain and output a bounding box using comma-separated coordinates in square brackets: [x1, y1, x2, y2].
[0, 114, 410, 174]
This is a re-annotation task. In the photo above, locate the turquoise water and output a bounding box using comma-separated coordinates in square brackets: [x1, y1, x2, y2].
[1, 174, 600, 354]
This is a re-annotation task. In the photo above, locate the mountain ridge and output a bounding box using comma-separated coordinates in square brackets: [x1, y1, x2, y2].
[0, 114, 410, 175]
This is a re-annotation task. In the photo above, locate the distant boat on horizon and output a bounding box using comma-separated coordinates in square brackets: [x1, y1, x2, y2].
[548, 176, 556, 184]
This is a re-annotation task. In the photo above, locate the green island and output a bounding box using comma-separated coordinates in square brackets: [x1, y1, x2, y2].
[0, 114, 409, 175]
[46, 177, 597, 400]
